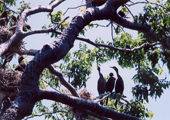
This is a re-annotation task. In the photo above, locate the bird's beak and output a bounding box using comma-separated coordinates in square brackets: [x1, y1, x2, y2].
[110, 66, 115, 69]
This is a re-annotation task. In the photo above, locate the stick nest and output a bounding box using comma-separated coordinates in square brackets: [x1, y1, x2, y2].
[69, 87, 96, 120]
[0, 26, 13, 43]
[0, 26, 24, 49]
[0, 68, 22, 101]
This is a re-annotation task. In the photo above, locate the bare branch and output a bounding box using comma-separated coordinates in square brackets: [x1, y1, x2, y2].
[10, 47, 39, 56]
[21, 15, 69, 37]
[126, 1, 166, 9]
[63, 4, 85, 15]
[124, 5, 135, 19]
[47, 65, 79, 97]
[23, 28, 60, 36]
[89, 22, 111, 27]
[38, 89, 141, 120]
[93, 91, 111, 100]
[54, 16, 69, 29]
[76, 36, 160, 52]
[41, 79, 61, 93]
[111, 22, 114, 41]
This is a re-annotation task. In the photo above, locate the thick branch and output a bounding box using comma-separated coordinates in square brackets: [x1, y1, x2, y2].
[39, 89, 141, 120]
[10, 47, 39, 56]
[110, 13, 170, 49]
[0, 0, 65, 56]
[77, 37, 159, 52]
[47, 65, 79, 97]
[46, 66, 112, 119]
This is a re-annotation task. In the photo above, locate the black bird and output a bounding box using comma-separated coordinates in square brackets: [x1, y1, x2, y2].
[106, 72, 116, 105]
[118, 10, 126, 18]
[97, 65, 106, 105]
[111, 66, 124, 107]
[0, 53, 14, 69]
[15, 56, 26, 72]
[0, 11, 9, 26]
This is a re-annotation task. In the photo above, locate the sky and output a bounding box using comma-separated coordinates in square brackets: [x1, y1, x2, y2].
[8, 0, 170, 120]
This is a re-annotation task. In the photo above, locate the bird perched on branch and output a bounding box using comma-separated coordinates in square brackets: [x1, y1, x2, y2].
[0, 52, 14, 69]
[106, 72, 116, 105]
[97, 65, 106, 105]
[110, 66, 124, 107]
[118, 10, 126, 18]
[15, 56, 26, 72]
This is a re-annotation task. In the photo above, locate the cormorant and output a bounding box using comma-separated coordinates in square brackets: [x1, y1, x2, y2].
[0, 53, 14, 69]
[111, 66, 124, 107]
[106, 72, 116, 105]
[15, 56, 26, 72]
[0, 11, 9, 27]
[118, 10, 126, 18]
[97, 65, 106, 105]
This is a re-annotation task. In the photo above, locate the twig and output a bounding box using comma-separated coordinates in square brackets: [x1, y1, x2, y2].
[111, 22, 114, 42]
[76, 36, 160, 52]
[89, 22, 111, 28]
[54, 16, 69, 29]
[126, 1, 166, 9]
[47, 65, 79, 97]
[93, 92, 111, 100]
[49, 12, 59, 24]
[63, 4, 85, 15]
[124, 5, 135, 19]
[41, 79, 61, 93]
[96, 92, 112, 104]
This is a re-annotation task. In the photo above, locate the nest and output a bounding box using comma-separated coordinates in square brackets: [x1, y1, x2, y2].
[78, 87, 93, 101]
[0, 68, 22, 101]
[69, 87, 96, 120]
[0, 26, 13, 43]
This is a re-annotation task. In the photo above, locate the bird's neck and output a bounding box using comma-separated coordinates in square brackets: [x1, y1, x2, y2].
[116, 71, 119, 77]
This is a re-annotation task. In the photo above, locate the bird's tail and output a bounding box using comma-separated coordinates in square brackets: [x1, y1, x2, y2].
[114, 100, 118, 107]
[106, 97, 108, 105]
[100, 100, 104, 105]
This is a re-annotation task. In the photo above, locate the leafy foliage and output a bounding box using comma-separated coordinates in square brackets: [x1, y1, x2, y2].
[61, 43, 95, 88]
[132, 66, 170, 102]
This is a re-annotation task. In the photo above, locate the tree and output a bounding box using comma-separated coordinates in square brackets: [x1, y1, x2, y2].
[0, 0, 170, 119]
